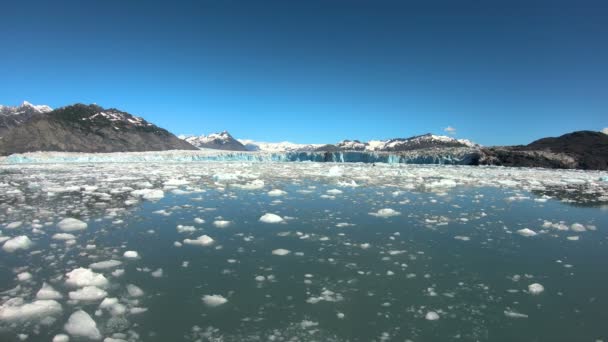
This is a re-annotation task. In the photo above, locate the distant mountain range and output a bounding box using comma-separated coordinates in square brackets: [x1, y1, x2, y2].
[0, 102, 195, 154]
[1, 101, 606, 170]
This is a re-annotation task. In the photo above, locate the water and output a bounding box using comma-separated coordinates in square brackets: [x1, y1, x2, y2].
[0, 162, 607, 341]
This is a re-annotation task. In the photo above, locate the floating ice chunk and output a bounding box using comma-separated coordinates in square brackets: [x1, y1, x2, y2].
[213, 220, 231, 228]
[57, 218, 87, 232]
[259, 213, 284, 224]
[123, 251, 139, 259]
[3, 235, 33, 252]
[52, 233, 76, 240]
[64, 310, 102, 340]
[326, 189, 343, 195]
[89, 260, 122, 270]
[126, 284, 144, 297]
[567, 236, 579, 241]
[164, 178, 189, 186]
[37, 282, 63, 300]
[177, 225, 196, 233]
[65, 268, 108, 288]
[570, 223, 586, 232]
[369, 208, 401, 218]
[52, 334, 70, 342]
[151, 268, 163, 278]
[130, 189, 164, 200]
[425, 311, 440, 320]
[255, 275, 266, 282]
[306, 289, 343, 304]
[231, 179, 265, 190]
[268, 189, 287, 196]
[454, 236, 470, 241]
[130, 307, 148, 314]
[104, 338, 127, 342]
[528, 283, 544, 295]
[6, 221, 23, 229]
[337, 312, 345, 319]
[194, 218, 205, 224]
[0, 299, 62, 322]
[202, 294, 228, 307]
[360, 243, 371, 249]
[183, 235, 214, 246]
[327, 166, 344, 177]
[272, 248, 291, 256]
[504, 309, 528, 318]
[69, 286, 108, 301]
[516, 228, 537, 237]
[17, 272, 32, 281]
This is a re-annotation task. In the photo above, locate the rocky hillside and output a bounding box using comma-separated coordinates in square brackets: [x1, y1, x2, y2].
[315, 134, 478, 152]
[0, 103, 197, 155]
[0, 101, 53, 135]
[479, 131, 608, 170]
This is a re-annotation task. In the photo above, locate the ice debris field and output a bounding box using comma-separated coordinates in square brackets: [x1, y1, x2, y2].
[0, 159, 607, 341]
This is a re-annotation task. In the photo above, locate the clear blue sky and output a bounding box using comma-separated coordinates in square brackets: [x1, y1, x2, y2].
[1, 0, 606, 145]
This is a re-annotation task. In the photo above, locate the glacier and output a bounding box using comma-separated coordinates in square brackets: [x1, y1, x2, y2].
[1, 148, 480, 165]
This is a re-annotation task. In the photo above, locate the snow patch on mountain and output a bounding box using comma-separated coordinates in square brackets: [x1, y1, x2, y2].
[238, 139, 324, 152]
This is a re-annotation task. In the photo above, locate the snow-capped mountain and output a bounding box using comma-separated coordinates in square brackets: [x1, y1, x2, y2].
[238, 139, 324, 152]
[315, 134, 479, 152]
[0, 103, 196, 155]
[0, 101, 53, 134]
[182, 131, 247, 151]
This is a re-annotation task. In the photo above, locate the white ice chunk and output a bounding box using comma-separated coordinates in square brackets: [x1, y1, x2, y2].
[3, 235, 33, 252]
[516, 228, 537, 237]
[57, 218, 87, 232]
[425, 311, 440, 320]
[0, 299, 62, 322]
[268, 189, 287, 196]
[126, 284, 144, 297]
[89, 260, 122, 270]
[202, 294, 228, 307]
[213, 220, 231, 228]
[259, 213, 284, 224]
[64, 310, 102, 340]
[37, 282, 63, 300]
[52, 233, 77, 241]
[130, 189, 164, 200]
[528, 283, 544, 295]
[123, 251, 139, 259]
[183, 235, 214, 246]
[272, 248, 291, 256]
[65, 268, 109, 288]
[369, 208, 401, 218]
[69, 286, 107, 301]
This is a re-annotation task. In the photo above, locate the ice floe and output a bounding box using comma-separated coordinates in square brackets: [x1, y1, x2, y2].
[272, 248, 291, 256]
[202, 294, 228, 307]
[2, 235, 33, 252]
[64, 310, 102, 340]
[183, 235, 214, 246]
[516, 228, 537, 237]
[0, 299, 62, 322]
[259, 213, 284, 223]
[528, 283, 545, 295]
[369, 208, 401, 218]
[69, 286, 108, 301]
[65, 268, 109, 288]
[57, 218, 87, 232]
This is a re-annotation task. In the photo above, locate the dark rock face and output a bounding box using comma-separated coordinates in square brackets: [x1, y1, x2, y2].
[478, 131, 608, 170]
[0, 104, 197, 155]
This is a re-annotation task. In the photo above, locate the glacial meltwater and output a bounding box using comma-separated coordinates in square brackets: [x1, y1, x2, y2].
[0, 161, 607, 341]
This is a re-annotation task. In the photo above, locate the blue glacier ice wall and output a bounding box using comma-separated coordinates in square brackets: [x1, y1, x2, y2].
[3, 149, 481, 165]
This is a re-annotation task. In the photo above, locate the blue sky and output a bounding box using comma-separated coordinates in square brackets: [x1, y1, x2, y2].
[1, 0, 606, 145]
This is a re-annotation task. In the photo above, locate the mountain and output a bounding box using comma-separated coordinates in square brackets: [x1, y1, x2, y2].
[0, 103, 196, 155]
[182, 131, 248, 151]
[479, 131, 608, 170]
[0, 101, 53, 135]
[238, 139, 324, 152]
[315, 134, 478, 152]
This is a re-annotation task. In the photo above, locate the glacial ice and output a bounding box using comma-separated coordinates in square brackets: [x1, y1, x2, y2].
[36, 283, 63, 300]
[528, 283, 545, 295]
[69, 286, 108, 301]
[57, 218, 87, 232]
[2, 235, 33, 252]
[183, 235, 214, 246]
[369, 208, 401, 218]
[0, 299, 62, 322]
[65, 268, 109, 288]
[202, 294, 228, 307]
[64, 310, 102, 340]
[259, 213, 284, 223]
[272, 248, 291, 256]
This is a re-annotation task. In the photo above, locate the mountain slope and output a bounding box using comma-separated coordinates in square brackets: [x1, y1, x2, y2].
[315, 134, 478, 152]
[183, 131, 247, 151]
[479, 131, 608, 170]
[0, 103, 197, 155]
[0, 101, 53, 135]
